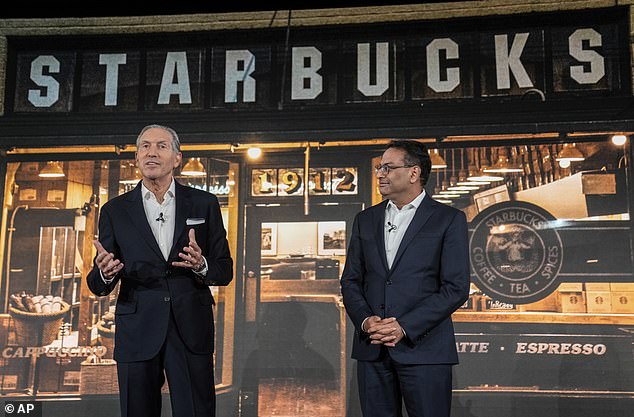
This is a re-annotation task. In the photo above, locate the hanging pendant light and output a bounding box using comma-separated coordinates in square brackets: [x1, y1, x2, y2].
[483, 147, 523, 173]
[38, 161, 65, 178]
[468, 148, 503, 182]
[430, 149, 447, 169]
[451, 148, 481, 189]
[435, 154, 457, 199]
[465, 148, 487, 183]
[181, 158, 206, 177]
[555, 143, 585, 162]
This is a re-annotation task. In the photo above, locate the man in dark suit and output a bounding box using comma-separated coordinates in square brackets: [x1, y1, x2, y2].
[341, 140, 469, 417]
[87, 124, 233, 417]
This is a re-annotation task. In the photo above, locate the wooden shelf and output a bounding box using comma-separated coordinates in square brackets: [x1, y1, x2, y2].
[453, 311, 634, 325]
[261, 294, 342, 303]
[260, 279, 340, 302]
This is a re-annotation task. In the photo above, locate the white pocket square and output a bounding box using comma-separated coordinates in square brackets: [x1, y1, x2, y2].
[186, 218, 205, 225]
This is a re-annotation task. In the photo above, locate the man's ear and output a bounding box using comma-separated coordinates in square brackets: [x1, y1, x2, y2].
[410, 166, 421, 184]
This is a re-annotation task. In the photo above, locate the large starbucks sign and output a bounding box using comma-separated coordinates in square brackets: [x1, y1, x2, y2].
[9, 9, 628, 113]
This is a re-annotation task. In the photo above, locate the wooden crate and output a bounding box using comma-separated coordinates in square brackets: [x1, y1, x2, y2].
[558, 283, 586, 313]
[586, 291, 611, 313]
[610, 283, 634, 292]
[610, 292, 634, 314]
[585, 283, 610, 291]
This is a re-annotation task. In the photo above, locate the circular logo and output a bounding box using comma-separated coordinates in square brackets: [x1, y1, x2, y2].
[470, 201, 563, 304]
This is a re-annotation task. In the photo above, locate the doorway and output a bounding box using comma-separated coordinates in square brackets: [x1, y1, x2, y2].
[239, 202, 363, 417]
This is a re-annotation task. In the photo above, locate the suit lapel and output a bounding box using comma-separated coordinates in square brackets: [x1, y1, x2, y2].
[168, 181, 192, 261]
[373, 200, 389, 273]
[388, 195, 437, 274]
[124, 182, 164, 260]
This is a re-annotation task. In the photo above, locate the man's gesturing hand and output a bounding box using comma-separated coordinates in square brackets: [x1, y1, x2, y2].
[173, 229, 205, 271]
[93, 240, 124, 279]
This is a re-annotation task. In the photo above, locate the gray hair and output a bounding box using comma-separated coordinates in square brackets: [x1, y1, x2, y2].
[136, 124, 181, 153]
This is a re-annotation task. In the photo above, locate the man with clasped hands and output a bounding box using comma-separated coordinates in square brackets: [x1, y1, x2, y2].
[341, 140, 470, 417]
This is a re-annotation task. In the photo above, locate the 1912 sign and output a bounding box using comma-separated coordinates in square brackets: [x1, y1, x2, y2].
[11, 10, 627, 113]
[251, 167, 358, 197]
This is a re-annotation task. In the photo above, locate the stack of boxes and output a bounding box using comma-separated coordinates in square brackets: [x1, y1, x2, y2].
[465, 282, 634, 314]
[555, 282, 634, 314]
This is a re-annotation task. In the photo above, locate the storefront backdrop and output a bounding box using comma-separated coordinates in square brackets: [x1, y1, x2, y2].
[0, 2, 633, 417]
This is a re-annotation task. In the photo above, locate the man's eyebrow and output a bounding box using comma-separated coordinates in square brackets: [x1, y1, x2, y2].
[140, 139, 169, 144]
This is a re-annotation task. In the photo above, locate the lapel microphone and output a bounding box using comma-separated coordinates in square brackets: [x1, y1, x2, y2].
[156, 212, 165, 223]
[387, 222, 397, 232]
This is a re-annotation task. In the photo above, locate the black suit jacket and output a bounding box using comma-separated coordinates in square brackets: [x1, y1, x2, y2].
[341, 195, 469, 365]
[86, 181, 233, 362]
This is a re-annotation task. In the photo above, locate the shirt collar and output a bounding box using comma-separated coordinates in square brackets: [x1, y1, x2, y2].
[142, 178, 176, 202]
[387, 189, 426, 212]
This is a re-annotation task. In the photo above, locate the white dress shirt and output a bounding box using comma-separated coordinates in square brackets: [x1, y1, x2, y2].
[361, 189, 426, 333]
[384, 190, 426, 269]
[142, 180, 208, 276]
[143, 180, 176, 261]
[101, 179, 207, 283]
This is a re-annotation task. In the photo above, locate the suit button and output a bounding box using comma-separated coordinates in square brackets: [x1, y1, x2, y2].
[386, 280, 392, 285]
[379, 304, 385, 309]
[164, 297, 171, 302]
[165, 270, 171, 277]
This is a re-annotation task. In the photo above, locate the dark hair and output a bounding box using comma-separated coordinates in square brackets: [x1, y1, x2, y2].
[386, 140, 432, 187]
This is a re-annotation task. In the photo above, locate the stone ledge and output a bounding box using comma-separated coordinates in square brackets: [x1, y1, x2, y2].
[0, 1, 629, 35]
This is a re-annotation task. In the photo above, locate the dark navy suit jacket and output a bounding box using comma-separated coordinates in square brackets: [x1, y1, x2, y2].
[86, 181, 233, 362]
[341, 195, 470, 365]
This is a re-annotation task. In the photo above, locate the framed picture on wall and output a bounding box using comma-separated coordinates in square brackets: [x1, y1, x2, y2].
[261, 223, 277, 256]
[318, 221, 346, 256]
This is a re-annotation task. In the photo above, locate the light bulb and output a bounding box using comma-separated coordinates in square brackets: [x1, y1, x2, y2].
[247, 147, 262, 159]
[612, 135, 627, 146]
